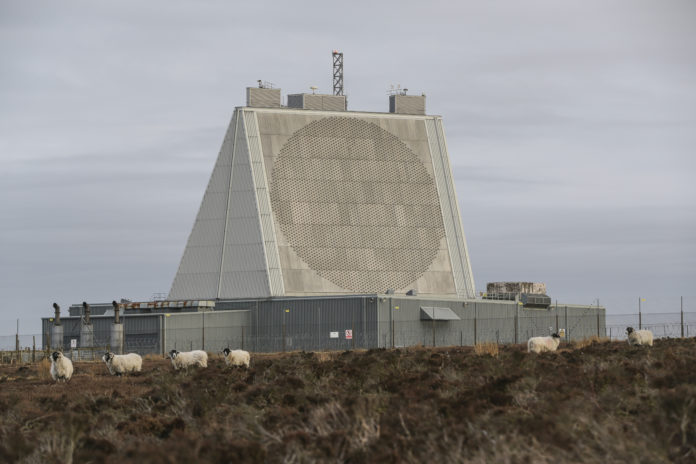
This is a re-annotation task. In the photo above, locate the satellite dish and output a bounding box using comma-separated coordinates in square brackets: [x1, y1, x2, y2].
[310, 85, 318, 94]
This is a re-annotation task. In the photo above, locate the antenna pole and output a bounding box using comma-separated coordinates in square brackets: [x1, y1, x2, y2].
[332, 50, 344, 96]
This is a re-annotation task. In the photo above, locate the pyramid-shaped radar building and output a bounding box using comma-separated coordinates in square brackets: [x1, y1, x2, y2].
[169, 88, 475, 299]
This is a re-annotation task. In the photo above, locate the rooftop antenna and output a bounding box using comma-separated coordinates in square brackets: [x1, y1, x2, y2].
[310, 85, 318, 94]
[332, 50, 344, 96]
[387, 84, 409, 96]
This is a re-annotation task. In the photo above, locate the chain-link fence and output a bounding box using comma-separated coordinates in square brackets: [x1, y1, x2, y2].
[3, 309, 695, 364]
[605, 311, 696, 340]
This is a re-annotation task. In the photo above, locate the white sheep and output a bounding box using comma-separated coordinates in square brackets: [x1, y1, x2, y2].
[527, 333, 561, 353]
[222, 348, 250, 368]
[168, 349, 208, 369]
[102, 352, 142, 376]
[626, 327, 653, 347]
[50, 351, 73, 382]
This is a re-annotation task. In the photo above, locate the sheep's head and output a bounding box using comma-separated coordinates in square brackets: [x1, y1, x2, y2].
[168, 350, 179, 359]
[51, 351, 61, 362]
[626, 327, 634, 335]
[222, 348, 231, 356]
[551, 333, 560, 339]
[102, 352, 114, 363]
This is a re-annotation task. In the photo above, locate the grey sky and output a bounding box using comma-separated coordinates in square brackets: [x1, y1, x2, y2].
[1, 0, 694, 336]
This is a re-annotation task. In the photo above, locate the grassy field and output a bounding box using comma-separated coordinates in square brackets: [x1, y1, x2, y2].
[0, 338, 695, 463]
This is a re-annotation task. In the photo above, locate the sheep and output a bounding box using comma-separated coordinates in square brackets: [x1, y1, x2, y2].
[168, 349, 208, 370]
[49, 351, 73, 383]
[102, 352, 142, 376]
[527, 333, 561, 353]
[626, 327, 653, 347]
[222, 348, 250, 368]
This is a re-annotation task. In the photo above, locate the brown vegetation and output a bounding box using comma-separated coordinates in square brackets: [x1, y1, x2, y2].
[570, 335, 609, 349]
[473, 341, 499, 358]
[0, 338, 695, 463]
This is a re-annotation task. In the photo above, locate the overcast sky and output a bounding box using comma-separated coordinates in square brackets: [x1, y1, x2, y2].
[1, 0, 694, 336]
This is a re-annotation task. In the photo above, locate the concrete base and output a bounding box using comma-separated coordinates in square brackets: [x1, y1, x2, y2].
[110, 323, 124, 354]
[51, 325, 64, 351]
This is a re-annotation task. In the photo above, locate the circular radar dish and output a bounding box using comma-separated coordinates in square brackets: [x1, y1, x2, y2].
[270, 116, 445, 292]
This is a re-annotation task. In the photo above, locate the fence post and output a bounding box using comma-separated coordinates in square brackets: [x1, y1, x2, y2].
[473, 304, 478, 345]
[514, 305, 519, 344]
[390, 298, 394, 349]
[241, 326, 245, 350]
[32, 336, 36, 363]
[565, 306, 569, 342]
[432, 318, 435, 347]
[201, 312, 205, 351]
[352, 318, 355, 350]
[681, 296, 684, 338]
[638, 297, 642, 330]
[597, 311, 600, 337]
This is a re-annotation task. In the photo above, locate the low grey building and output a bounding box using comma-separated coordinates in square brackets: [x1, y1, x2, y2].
[42, 295, 605, 354]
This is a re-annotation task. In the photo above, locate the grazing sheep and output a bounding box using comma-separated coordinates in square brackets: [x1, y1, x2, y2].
[626, 327, 654, 347]
[102, 352, 142, 376]
[222, 348, 250, 368]
[50, 351, 73, 383]
[168, 349, 208, 370]
[527, 333, 562, 353]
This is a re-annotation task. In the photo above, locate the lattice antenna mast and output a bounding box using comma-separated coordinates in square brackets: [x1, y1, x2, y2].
[332, 50, 344, 96]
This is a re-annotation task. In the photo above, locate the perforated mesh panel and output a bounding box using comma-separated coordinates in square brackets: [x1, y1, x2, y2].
[270, 116, 445, 292]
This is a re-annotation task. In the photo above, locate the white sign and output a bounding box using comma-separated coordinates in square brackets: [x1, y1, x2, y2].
[70, 339, 77, 348]
[345, 329, 353, 340]
[559, 329, 566, 337]
[330, 332, 339, 339]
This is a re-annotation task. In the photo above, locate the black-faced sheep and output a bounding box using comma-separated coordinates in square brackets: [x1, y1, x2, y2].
[626, 327, 654, 347]
[222, 348, 250, 368]
[102, 352, 142, 376]
[168, 349, 208, 369]
[50, 351, 73, 382]
[527, 333, 561, 353]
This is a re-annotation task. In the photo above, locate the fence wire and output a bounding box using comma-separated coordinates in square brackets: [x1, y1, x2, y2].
[2, 311, 695, 363]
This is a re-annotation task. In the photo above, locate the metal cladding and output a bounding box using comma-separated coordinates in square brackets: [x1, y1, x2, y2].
[42, 297, 607, 353]
[287, 93, 347, 111]
[389, 94, 426, 115]
[169, 100, 476, 300]
[246, 87, 281, 108]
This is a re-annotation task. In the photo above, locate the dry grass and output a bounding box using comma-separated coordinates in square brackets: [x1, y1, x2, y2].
[37, 357, 52, 381]
[571, 336, 610, 349]
[314, 351, 340, 363]
[1, 339, 695, 463]
[474, 342, 499, 358]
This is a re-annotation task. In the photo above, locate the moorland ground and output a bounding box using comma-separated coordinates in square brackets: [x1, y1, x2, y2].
[0, 338, 695, 463]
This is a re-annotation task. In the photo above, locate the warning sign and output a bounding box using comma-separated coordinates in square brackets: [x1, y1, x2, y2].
[70, 339, 77, 349]
[330, 332, 339, 338]
[345, 330, 353, 340]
